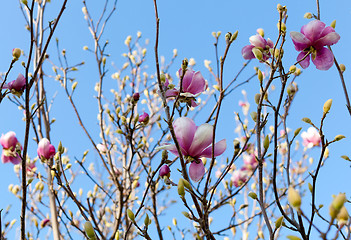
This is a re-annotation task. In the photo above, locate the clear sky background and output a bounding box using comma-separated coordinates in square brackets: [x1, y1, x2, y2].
[0, 0, 351, 239]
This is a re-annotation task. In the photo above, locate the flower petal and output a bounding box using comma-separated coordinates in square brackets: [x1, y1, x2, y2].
[297, 51, 311, 69]
[314, 32, 340, 49]
[199, 139, 227, 158]
[173, 117, 196, 153]
[301, 20, 325, 42]
[249, 34, 266, 48]
[241, 45, 255, 60]
[189, 160, 205, 182]
[0, 131, 18, 149]
[188, 123, 213, 157]
[312, 47, 334, 70]
[161, 143, 186, 156]
[290, 32, 311, 51]
[179, 68, 194, 91]
[185, 71, 206, 95]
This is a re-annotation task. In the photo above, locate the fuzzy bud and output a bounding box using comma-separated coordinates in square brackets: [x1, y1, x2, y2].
[289, 65, 296, 73]
[288, 186, 301, 209]
[12, 48, 22, 60]
[127, 209, 135, 222]
[304, 12, 313, 19]
[275, 216, 284, 228]
[248, 192, 257, 200]
[252, 48, 263, 61]
[84, 221, 97, 240]
[332, 193, 346, 211]
[330, 20, 336, 29]
[339, 64, 346, 73]
[323, 99, 332, 114]
[178, 178, 185, 197]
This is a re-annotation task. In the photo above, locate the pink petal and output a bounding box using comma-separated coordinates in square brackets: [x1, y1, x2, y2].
[290, 32, 311, 51]
[297, 51, 311, 69]
[179, 68, 194, 91]
[249, 34, 266, 48]
[189, 160, 205, 182]
[188, 123, 213, 157]
[267, 38, 274, 48]
[173, 117, 196, 153]
[314, 32, 340, 49]
[162, 143, 187, 156]
[2, 153, 21, 165]
[199, 139, 227, 158]
[185, 71, 206, 95]
[165, 89, 179, 97]
[301, 20, 325, 42]
[241, 45, 255, 60]
[312, 47, 334, 70]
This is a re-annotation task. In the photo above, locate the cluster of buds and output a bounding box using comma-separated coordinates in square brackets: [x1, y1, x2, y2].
[329, 193, 349, 225]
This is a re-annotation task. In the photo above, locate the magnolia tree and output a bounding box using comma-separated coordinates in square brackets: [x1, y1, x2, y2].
[0, 0, 350, 240]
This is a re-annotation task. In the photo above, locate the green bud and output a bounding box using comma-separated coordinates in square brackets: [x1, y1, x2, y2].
[251, 112, 258, 122]
[332, 193, 346, 211]
[337, 206, 349, 223]
[144, 213, 150, 226]
[257, 69, 263, 82]
[275, 216, 284, 228]
[248, 192, 257, 200]
[277, 22, 286, 32]
[252, 48, 263, 61]
[308, 183, 313, 193]
[330, 20, 336, 29]
[302, 117, 311, 124]
[329, 204, 339, 219]
[286, 236, 301, 240]
[289, 65, 296, 73]
[288, 186, 301, 209]
[323, 99, 332, 114]
[182, 179, 191, 190]
[127, 209, 135, 222]
[72, 82, 78, 91]
[294, 127, 302, 137]
[178, 179, 185, 197]
[334, 135, 345, 142]
[84, 221, 97, 240]
[230, 30, 238, 42]
[263, 135, 269, 150]
[115, 231, 120, 240]
[339, 64, 346, 73]
[182, 58, 188, 71]
[181, 211, 190, 219]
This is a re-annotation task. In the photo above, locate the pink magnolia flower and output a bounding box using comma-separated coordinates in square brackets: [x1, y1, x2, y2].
[37, 138, 56, 160]
[163, 117, 226, 182]
[97, 143, 108, 155]
[164, 69, 206, 107]
[2, 74, 26, 97]
[231, 168, 249, 187]
[159, 165, 171, 178]
[241, 34, 274, 61]
[301, 127, 321, 148]
[138, 112, 149, 124]
[290, 20, 340, 70]
[1, 131, 22, 164]
[243, 153, 258, 169]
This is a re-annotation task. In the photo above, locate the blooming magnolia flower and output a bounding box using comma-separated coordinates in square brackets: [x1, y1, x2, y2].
[163, 69, 206, 107]
[2, 73, 26, 97]
[37, 138, 56, 160]
[301, 127, 321, 148]
[159, 165, 171, 178]
[138, 112, 149, 124]
[163, 117, 226, 182]
[231, 168, 249, 187]
[290, 20, 340, 70]
[241, 34, 274, 61]
[1, 131, 22, 164]
[243, 153, 258, 169]
[97, 143, 108, 155]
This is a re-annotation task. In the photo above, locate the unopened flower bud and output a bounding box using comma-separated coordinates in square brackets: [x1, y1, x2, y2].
[250, 112, 258, 122]
[182, 58, 188, 71]
[254, 93, 261, 104]
[304, 12, 312, 19]
[257, 69, 263, 82]
[294, 68, 302, 76]
[289, 65, 296, 73]
[257, 28, 264, 37]
[127, 209, 135, 222]
[339, 64, 346, 73]
[288, 186, 301, 209]
[132, 92, 140, 102]
[332, 193, 346, 211]
[263, 135, 270, 150]
[230, 31, 238, 42]
[138, 112, 149, 125]
[159, 165, 171, 178]
[248, 192, 257, 200]
[275, 216, 284, 228]
[277, 22, 286, 32]
[181, 211, 190, 219]
[330, 20, 336, 29]
[21, 0, 28, 5]
[323, 99, 332, 114]
[12, 48, 22, 60]
[252, 48, 263, 61]
[178, 178, 185, 197]
[144, 213, 150, 226]
[84, 221, 97, 240]
[337, 206, 349, 224]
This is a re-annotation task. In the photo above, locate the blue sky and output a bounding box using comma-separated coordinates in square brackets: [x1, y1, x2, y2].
[1, 0, 351, 239]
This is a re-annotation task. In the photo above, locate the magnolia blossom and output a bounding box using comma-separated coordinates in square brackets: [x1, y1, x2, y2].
[37, 138, 56, 160]
[159, 165, 171, 178]
[231, 168, 249, 187]
[290, 20, 340, 70]
[138, 112, 149, 124]
[301, 127, 321, 148]
[97, 143, 108, 155]
[164, 69, 206, 107]
[163, 117, 226, 182]
[1, 131, 22, 164]
[241, 34, 273, 61]
[243, 153, 258, 169]
[2, 74, 26, 97]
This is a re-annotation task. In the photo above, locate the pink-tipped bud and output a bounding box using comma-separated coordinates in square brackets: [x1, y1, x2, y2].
[138, 112, 149, 125]
[132, 92, 140, 102]
[159, 165, 171, 178]
[37, 138, 56, 160]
